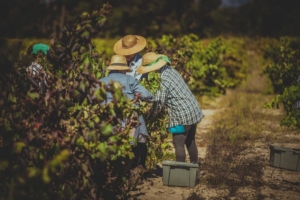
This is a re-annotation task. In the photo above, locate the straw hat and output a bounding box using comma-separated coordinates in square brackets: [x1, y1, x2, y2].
[113, 35, 146, 56]
[106, 55, 132, 72]
[136, 52, 171, 74]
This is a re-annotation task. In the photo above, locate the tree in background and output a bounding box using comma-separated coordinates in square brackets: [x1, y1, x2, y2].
[239, 0, 300, 37]
[0, 0, 221, 38]
[210, 0, 300, 37]
[1, 0, 300, 38]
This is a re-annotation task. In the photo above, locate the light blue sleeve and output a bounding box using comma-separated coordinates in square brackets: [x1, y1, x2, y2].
[130, 78, 154, 102]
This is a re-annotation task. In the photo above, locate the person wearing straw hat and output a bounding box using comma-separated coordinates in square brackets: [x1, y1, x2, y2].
[137, 52, 204, 163]
[113, 35, 150, 169]
[99, 55, 153, 170]
[113, 35, 147, 81]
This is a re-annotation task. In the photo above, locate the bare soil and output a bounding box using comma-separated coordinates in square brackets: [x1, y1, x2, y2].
[128, 50, 300, 200]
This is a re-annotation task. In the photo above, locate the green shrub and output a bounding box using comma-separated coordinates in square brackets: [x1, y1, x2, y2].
[263, 36, 300, 128]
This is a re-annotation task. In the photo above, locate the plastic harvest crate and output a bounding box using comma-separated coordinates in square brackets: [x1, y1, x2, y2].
[269, 144, 300, 171]
[162, 160, 199, 187]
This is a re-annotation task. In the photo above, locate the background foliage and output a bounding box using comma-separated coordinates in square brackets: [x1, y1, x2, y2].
[1, 0, 300, 199]
[1, 0, 300, 38]
[262, 37, 300, 127]
[0, 16, 250, 200]
[0, 4, 140, 199]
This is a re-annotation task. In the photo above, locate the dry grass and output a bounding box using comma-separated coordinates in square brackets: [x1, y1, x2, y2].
[128, 46, 300, 200]
[187, 48, 300, 199]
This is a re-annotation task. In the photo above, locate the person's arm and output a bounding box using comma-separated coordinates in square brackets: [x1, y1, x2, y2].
[148, 81, 168, 119]
[131, 78, 154, 102]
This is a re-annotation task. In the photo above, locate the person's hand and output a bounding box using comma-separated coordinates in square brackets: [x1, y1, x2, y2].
[134, 93, 141, 99]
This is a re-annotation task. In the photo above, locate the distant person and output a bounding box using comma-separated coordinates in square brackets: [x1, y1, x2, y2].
[137, 52, 204, 163]
[113, 35, 149, 168]
[26, 43, 52, 96]
[98, 55, 153, 170]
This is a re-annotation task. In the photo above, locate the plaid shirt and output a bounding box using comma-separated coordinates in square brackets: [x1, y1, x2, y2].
[26, 62, 49, 87]
[151, 66, 204, 128]
[26, 62, 51, 96]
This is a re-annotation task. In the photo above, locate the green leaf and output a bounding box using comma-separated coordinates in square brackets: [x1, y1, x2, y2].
[8, 94, 17, 103]
[27, 92, 39, 100]
[97, 142, 107, 153]
[82, 164, 88, 172]
[42, 167, 50, 183]
[49, 149, 69, 169]
[89, 142, 96, 148]
[27, 167, 38, 178]
[161, 142, 170, 149]
[14, 142, 26, 154]
[109, 136, 118, 142]
[100, 124, 113, 136]
[0, 160, 9, 171]
[108, 145, 117, 153]
[83, 110, 89, 119]
[76, 136, 84, 146]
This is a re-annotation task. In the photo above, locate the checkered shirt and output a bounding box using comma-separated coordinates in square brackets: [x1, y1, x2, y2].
[26, 62, 49, 87]
[151, 66, 204, 128]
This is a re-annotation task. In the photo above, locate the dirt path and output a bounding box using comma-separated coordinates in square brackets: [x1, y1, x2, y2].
[128, 50, 300, 200]
[128, 108, 218, 200]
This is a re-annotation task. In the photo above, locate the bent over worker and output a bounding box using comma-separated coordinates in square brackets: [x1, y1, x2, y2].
[137, 52, 204, 163]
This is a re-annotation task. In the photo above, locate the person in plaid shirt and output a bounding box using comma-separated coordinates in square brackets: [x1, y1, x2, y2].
[26, 43, 51, 96]
[137, 52, 204, 163]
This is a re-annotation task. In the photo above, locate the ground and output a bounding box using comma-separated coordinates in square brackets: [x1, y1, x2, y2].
[128, 50, 300, 200]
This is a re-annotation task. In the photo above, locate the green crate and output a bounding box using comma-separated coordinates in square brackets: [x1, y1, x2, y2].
[162, 160, 199, 187]
[269, 144, 300, 171]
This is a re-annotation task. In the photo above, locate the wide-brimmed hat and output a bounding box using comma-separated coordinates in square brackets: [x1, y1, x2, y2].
[136, 52, 171, 74]
[106, 55, 132, 72]
[113, 35, 146, 56]
[32, 43, 50, 55]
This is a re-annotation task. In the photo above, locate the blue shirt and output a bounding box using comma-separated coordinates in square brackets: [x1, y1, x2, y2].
[99, 71, 153, 103]
[99, 71, 153, 138]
